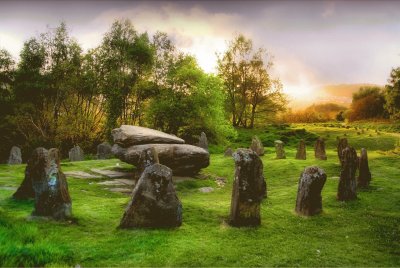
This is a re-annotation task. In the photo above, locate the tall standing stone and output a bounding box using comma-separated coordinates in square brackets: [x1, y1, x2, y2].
[137, 147, 160, 173]
[295, 139, 306, 160]
[229, 149, 266, 227]
[97, 142, 112, 159]
[119, 163, 182, 228]
[198, 132, 208, 151]
[314, 138, 327, 160]
[337, 146, 358, 201]
[337, 138, 348, 163]
[274, 140, 286, 159]
[8, 146, 22, 164]
[295, 166, 327, 216]
[250, 136, 264, 156]
[69, 145, 84, 162]
[357, 148, 371, 188]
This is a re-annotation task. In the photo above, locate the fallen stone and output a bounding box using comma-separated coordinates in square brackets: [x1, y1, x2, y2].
[107, 187, 132, 194]
[215, 177, 227, 187]
[98, 181, 126, 186]
[198, 132, 208, 151]
[69, 145, 84, 162]
[274, 140, 286, 159]
[112, 143, 209, 176]
[8, 146, 22, 165]
[229, 149, 266, 227]
[296, 139, 306, 160]
[337, 146, 358, 201]
[199, 187, 214, 193]
[119, 164, 182, 228]
[90, 169, 134, 178]
[250, 136, 264, 156]
[295, 166, 327, 216]
[112, 125, 185, 147]
[64, 171, 101, 179]
[357, 148, 371, 189]
[97, 142, 113, 159]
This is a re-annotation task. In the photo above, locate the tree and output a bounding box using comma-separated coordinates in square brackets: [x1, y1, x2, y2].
[348, 86, 386, 122]
[217, 34, 286, 128]
[385, 67, 400, 120]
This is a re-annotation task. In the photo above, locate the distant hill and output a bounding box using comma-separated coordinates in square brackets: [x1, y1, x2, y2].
[288, 83, 383, 110]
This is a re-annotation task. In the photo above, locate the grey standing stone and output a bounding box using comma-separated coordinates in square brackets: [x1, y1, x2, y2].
[198, 132, 208, 151]
[295, 139, 306, 160]
[69, 145, 84, 162]
[229, 149, 266, 227]
[250, 135, 264, 156]
[274, 140, 286, 159]
[97, 142, 112, 159]
[8, 146, 22, 164]
[119, 163, 182, 228]
[337, 138, 348, 163]
[224, 147, 233, 157]
[295, 166, 327, 216]
[357, 148, 371, 189]
[314, 138, 327, 160]
[337, 146, 358, 201]
[137, 146, 159, 173]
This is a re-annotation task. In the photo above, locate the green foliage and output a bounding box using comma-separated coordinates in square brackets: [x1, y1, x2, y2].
[0, 123, 399, 266]
[280, 103, 348, 123]
[385, 67, 400, 120]
[348, 86, 387, 121]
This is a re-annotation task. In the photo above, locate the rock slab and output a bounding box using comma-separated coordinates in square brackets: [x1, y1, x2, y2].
[8, 146, 22, 165]
[295, 139, 306, 160]
[229, 149, 266, 227]
[357, 148, 371, 188]
[250, 136, 264, 156]
[69, 145, 84, 162]
[119, 163, 182, 228]
[314, 138, 327, 160]
[295, 166, 327, 216]
[274, 140, 286, 159]
[112, 144, 209, 176]
[112, 125, 185, 147]
[337, 146, 358, 201]
[97, 142, 112, 159]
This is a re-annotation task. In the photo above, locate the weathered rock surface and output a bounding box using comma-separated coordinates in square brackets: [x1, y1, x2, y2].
[97, 142, 112, 159]
[112, 125, 184, 147]
[69, 145, 84, 162]
[137, 147, 159, 173]
[198, 132, 208, 151]
[119, 163, 182, 228]
[250, 136, 264, 156]
[8, 146, 22, 165]
[314, 138, 327, 160]
[337, 146, 358, 201]
[357, 148, 371, 188]
[112, 144, 209, 176]
[229, 149, 266, 227]
[224, 147, 233, 157]
[295, 139, 306, 160]
[337, 138, 348, 163]
[295, 166, 327, 216]
[274, 140, 286, 159]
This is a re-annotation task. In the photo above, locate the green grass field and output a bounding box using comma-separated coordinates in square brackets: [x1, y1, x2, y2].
[0, 124, 399, 266]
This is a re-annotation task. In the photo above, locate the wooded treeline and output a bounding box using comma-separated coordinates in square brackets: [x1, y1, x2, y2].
[0, 20, 285, 161]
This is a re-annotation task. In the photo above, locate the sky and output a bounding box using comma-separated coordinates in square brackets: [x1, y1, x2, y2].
[1, 0, 400, 108]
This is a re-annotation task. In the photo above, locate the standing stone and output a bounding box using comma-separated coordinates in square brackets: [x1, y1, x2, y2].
[198, 132, 208, 151]
[295, 166, 327, 216]
[314, 138, 327, 160]
[357, 148, 371, 188]
[69, 145, 84, 162]
[295, 139, 306, 160]
[337, 138, 348, 163]
[229, 149, 266, 227]
[119, 163, 182, 228]
[97, 142, 112, 159]
[7, 146, 22, 164]
[224, 147, 233, 157]
[337, 146, 358, 201]
[250, 136, 264, 156]
[274, 140, 286, 159]
[137, 147, 160, 173]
